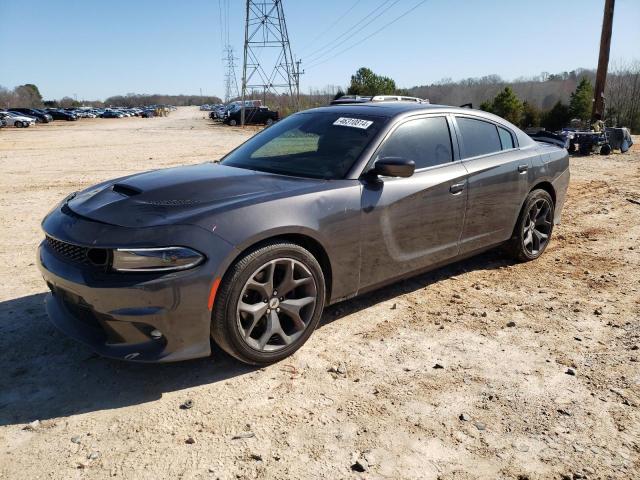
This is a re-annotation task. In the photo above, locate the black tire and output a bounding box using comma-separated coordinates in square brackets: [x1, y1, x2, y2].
[266, 118, 274, 126]
[506, 189, 555, 262]
[211, 241, 326, 365]
[578, 142, 591, 155]
[15, 121, 23, 128]
[600, 143, 612, 155]
[229, 119, 237, 126]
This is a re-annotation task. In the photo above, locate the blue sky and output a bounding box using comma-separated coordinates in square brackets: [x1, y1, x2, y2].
[1, 0, 638, 101]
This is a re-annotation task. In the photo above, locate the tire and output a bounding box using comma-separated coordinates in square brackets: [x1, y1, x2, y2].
[600, 143, 612, 155]
[15, 121, 23, 128]
[506, 189, 555, 262]
[211, 241, 326, 365]
[266, 118, 274, 126]
[578, 142, 591, 156]
[229, 119, 237, 126]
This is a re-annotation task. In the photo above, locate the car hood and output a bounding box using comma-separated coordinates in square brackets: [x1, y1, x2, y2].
[66, 163, 323, 228]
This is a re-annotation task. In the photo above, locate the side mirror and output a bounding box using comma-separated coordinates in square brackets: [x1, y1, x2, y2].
[372, 156, 415, 178]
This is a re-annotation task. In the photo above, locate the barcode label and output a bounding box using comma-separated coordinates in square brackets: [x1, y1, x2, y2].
[333, 117, 373, 129]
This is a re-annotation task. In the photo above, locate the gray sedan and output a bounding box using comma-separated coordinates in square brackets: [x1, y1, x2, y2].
[38, 102, 569, 364]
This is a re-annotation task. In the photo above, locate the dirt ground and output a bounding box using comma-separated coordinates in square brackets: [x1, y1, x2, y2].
[0, 107, 638, 479]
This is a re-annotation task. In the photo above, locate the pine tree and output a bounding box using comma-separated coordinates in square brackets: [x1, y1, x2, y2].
[491, 87, 523, 125]
[569, 77, 593, 121]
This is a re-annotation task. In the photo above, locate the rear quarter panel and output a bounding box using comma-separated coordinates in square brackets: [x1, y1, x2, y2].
[530, 143, 570, 224]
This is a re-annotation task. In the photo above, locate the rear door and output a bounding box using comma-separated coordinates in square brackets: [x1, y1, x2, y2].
[359, 114, 468, 290]
[453, 115, 532, 254]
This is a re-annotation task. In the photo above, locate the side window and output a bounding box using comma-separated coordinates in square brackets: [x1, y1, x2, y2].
[456, 117, 502, 158]
[498, 127, 515, 150]
[376, 117, 452, 169]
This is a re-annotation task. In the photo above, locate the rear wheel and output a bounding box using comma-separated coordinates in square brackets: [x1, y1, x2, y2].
[506, 189, 554, 262]
[211, 242, 326, 365]
[266, 118, 274, 126]
[229, 119, 237, 126]
[600, 143, 612, 155]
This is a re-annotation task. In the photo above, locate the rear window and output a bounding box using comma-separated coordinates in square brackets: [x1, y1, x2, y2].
[456, 117, 502, 158]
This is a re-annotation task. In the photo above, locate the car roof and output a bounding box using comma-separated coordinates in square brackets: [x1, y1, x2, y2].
[308, 102, 491, 118]
[306, 101, 535, 147]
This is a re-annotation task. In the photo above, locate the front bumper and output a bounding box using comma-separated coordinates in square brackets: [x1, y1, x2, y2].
[38, 208, 238, 362]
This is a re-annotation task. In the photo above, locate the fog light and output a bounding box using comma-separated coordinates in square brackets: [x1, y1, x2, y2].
[150, 329, 163, 340]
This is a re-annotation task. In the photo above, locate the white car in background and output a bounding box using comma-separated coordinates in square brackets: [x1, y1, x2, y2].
[0, 111, 36, 128]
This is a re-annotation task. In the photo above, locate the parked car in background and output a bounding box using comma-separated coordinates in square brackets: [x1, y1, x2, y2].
[9, 108, 53, 123]
[100, 110, 124, 118]
[224, 105, 279, 126]
[0, 111, 36, 128]
[46, 109, 78, 121]
[0, 118, 6, 128]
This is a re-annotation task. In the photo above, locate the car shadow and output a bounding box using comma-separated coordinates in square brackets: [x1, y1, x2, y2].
[0, 249, 514, 427]
[0, 293, 258, 426]
[321, 248, 515, 325]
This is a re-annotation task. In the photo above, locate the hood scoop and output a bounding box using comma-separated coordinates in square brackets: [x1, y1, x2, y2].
[112, 183, 142, 197]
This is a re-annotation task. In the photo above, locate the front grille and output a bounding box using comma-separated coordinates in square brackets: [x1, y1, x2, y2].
[46, 236, 91, 264]
[45, 236, 109, 267]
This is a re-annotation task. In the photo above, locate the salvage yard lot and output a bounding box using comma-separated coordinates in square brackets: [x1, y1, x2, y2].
[0, 107, 638, 479]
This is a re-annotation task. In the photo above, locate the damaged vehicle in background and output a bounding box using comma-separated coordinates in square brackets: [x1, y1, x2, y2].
[38, 102, 569, 365]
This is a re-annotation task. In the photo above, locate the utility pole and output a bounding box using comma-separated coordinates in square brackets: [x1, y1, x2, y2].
[592, 0, 615, 120]
[241, 0, 298, 126]
[293, 58, 304, 105]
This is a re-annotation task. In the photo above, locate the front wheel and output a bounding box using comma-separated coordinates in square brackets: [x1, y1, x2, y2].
[506, 189, 555, 262]
[211, 242, 326, 365]
[15, 121, 23, 128]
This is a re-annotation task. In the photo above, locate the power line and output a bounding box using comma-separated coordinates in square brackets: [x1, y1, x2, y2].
[303, 0, 393, 63]
[306, 0, 428, 70]
[298, 0, 362, 53]
[304, 0, 401, 65]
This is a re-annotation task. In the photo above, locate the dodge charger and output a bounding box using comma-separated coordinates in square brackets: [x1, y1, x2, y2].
[38, 102, 569, 364]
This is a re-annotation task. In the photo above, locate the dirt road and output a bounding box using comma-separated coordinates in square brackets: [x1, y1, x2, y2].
[0, 107, 638, 479]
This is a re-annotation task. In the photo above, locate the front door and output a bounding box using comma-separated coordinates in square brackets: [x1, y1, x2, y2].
[359, 115, 468, 291]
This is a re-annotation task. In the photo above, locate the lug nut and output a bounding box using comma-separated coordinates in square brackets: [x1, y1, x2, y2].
[150, 329, 163, 340]
[276, 308, 280, 313]
[266, 308, 271, 313]
[263, 299, 268, 303]
[280, 297, 284, 301]
[273, 290, 278, 296]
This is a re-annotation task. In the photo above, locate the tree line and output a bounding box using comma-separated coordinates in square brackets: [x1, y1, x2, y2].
[0, 86, 221, 109]
[2, 61, 638, 132]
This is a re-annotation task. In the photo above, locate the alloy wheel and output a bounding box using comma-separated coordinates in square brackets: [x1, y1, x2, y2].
[523, 198, 552, 256]
[236, 258, 317, 352]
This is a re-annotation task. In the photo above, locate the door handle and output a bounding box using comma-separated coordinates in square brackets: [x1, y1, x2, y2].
[518, 164, 528, 173]
[449, 182, 465, 194]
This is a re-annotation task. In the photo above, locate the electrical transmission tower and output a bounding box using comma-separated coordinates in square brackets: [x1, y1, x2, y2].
[223, 45, 240, 103]
[241, 0, 301, 125]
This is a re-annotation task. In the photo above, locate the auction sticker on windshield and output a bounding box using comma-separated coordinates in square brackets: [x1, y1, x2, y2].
[333, 117, 373, 129]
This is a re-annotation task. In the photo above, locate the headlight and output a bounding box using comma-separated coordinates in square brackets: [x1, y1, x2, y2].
[112, 247, 204, 272]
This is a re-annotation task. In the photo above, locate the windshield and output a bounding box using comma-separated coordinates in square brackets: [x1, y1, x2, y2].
[221, 111, 384, 179]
